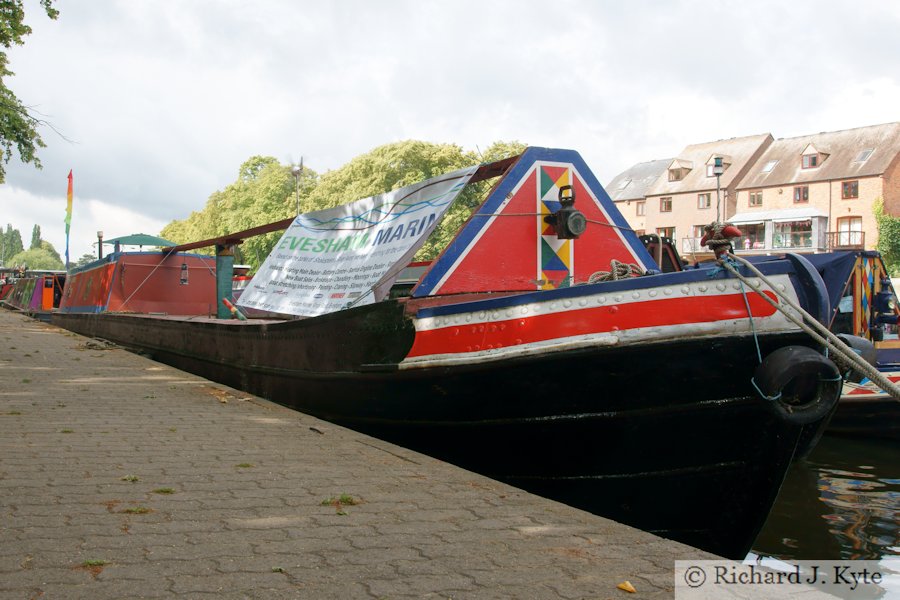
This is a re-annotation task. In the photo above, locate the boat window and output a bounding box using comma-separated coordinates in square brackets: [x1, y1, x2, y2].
[838, 295, 853, 313]
[832, 280, 855, 334]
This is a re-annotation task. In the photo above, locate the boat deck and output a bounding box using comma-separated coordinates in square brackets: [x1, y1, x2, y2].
[0, 309, 716, 598]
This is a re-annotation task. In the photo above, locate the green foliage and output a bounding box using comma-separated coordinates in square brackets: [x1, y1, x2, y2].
[8, 245, 63, 270]
[418, 140, 526, 260]
[3, 223, 60, 268]
[238, 156, 279, 181]
[302, 140, 526, 261]
[161, 155, 317, 269]
[39, 239, 60, 263]
[160, 140, 527, 270]
[73, 252, 96, 268]
[0, 1, 58, 183]
[875, 198, 900, 275]
[1, 223, 23, 262]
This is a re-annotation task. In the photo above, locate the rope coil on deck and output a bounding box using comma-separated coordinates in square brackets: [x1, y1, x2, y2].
[588, 260, 645, 283]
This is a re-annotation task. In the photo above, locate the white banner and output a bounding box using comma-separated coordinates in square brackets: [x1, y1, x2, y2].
[236, 166, 477, 316]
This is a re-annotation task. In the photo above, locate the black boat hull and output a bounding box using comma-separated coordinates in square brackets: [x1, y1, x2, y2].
[53, 304, 834, 558]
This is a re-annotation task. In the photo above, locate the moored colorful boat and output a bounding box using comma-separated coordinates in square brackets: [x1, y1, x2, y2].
[1, 271, 66, 321]
[53, 147, 843, 558]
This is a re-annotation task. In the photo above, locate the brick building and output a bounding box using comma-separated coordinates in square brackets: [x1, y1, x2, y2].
[608, 123, 900, 258]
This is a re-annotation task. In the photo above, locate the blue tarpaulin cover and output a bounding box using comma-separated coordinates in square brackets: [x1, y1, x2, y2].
[802, 251, 862, 315]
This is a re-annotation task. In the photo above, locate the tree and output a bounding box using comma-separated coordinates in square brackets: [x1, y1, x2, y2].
[30, 223, 40, 248]
[73, 252, 96, 268]
[0, 1, 59, 183]
[1, 223, 24, 264]
[239, 156, 279, 181]
[300, 140, 526, 261]
[417, 140, 526, 260]
[38, 239, 60, 263]
[161, 156, 318, 270]
[875, 199, 900, 275]
[160, 140, 527, 270]
[7, 246, 63, 270]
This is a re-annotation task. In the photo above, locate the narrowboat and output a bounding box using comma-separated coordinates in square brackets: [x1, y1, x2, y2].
[1, 270, 66, 321]
[52, 147, 843, 558]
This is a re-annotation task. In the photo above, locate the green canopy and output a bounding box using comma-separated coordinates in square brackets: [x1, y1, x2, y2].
[102, 233, 176, 247]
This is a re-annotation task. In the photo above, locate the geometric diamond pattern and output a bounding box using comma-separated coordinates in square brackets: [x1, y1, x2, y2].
[539, 165, 572, 289]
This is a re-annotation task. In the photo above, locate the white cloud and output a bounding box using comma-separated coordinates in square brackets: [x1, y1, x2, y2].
[0, 184, 166, 265]
[0, 0, 898, 257]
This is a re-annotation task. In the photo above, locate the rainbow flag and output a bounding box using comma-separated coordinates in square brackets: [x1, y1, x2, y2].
[65, 170, 73, 267]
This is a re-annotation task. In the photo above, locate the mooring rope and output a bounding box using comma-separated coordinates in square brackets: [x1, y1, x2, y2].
[119, 258, 169, 310]
[719, 252, 900, 401]
[703, 221, 736, 257]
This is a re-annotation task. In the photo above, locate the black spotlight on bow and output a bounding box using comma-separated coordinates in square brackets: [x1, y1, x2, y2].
[545, 185, 587, 239]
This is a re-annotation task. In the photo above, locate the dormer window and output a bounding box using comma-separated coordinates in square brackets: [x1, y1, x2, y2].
[801, 143, 827, 169]
[667, 159, 693, 182]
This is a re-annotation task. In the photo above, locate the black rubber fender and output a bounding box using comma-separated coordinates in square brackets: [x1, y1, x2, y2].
[753, 346, 841, 426]
[835, 334, 877, 382]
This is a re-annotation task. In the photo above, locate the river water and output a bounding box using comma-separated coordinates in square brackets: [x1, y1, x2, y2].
[753, 434, 899, 561]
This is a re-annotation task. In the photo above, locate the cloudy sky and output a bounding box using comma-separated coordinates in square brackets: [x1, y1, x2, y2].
[2, 0, 899, 261]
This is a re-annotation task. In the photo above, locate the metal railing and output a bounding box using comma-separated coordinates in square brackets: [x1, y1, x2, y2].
[681, 237, 704, 254]
[826, 230, 865, 249]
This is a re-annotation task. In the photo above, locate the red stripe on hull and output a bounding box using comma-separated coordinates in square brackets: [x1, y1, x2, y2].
[407, 291, 779, 358]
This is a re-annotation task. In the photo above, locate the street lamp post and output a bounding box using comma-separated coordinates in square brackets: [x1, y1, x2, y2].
[291, 158, 303, 216]
[713, 156, 724, 223]
[97, 231, 104, 260]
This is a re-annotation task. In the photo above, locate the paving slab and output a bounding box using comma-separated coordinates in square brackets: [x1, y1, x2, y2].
[0, 309, 716, 599]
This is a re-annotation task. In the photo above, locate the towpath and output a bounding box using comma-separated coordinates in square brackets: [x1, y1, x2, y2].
[0, 309, 716, 599]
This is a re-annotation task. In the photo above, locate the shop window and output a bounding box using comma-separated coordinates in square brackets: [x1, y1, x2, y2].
[737, 223, 766, 250]
[774, 220, 813, 249]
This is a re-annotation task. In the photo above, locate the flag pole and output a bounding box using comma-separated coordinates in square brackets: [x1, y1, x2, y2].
[65, 170, 73, 270]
